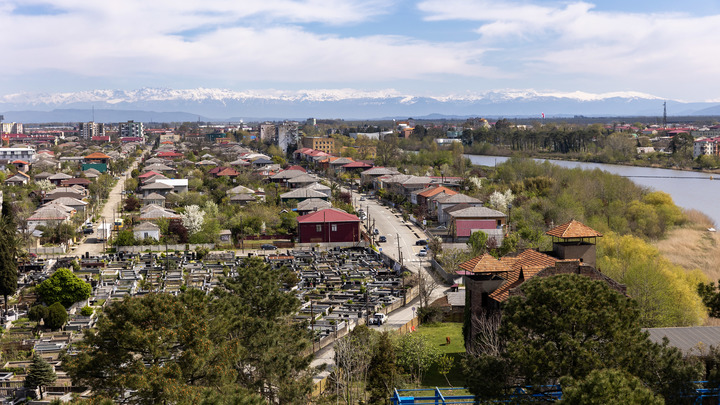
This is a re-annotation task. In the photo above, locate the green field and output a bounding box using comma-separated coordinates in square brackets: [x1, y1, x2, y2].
[413, 322, 466, 388]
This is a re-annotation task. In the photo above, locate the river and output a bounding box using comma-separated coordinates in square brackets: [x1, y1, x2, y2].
[466, 155, 720, 227]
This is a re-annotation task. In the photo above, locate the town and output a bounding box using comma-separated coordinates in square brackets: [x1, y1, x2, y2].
[0, 117, 720, 403]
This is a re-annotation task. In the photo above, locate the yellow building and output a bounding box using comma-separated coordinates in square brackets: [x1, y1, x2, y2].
[302, 137, 336, 154]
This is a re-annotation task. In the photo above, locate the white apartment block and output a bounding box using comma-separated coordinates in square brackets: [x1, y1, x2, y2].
[78, 122, 105, 139]
[0, 122, 23, 134]
[0, 147, 36, 164]
[693, 138, 720, 159]
[119, 120, 144, 138]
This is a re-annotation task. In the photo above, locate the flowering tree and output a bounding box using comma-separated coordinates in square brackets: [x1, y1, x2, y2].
[181, 205, 205, 235]
[488, 189, 514, 213]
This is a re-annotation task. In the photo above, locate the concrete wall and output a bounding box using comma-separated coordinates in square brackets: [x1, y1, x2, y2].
[117, 243, 215, 253]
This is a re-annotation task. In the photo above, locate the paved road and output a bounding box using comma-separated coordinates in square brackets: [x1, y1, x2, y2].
[73, 157, 143, 257]
[311, 188, 451, 381]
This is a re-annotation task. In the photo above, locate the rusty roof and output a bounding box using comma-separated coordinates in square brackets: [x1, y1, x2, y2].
[546, 220, 603, 238]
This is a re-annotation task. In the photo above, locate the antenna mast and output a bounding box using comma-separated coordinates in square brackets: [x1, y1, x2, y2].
[663, 101, 667, 128]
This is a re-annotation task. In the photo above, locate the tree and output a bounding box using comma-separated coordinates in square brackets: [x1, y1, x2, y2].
[182, 205, 205, 235]
[113, 230, 136, 246]
[395, 332, 439, 385]
[45, 302, 67, 330]
[0, 200, 19, 317]
[669, 132, 693, 154]
[28, 304, 48, 322]
[559, 369, 664, 405]
[212, 257, 313, 403]
[25, 353, 57, 399]
[36, 267, 92, 307]
[467, 230, 488, 256]
[124, 195, 141, 212]
[65, 290, 232, 405]
[367, 331, 397, 404]
[464, 274, 702, 402]
[167, 219, 189, 243]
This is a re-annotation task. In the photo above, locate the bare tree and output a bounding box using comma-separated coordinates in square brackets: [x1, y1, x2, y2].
[467, 309, 502, 357]
[417, 267, 440, 310]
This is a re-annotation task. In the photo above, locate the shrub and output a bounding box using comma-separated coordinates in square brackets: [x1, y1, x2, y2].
[80, 306, 94, 316]
[45, 302, 67, 330]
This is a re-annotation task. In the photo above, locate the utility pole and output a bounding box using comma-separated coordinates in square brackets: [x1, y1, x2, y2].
[396, 233, 402, 263]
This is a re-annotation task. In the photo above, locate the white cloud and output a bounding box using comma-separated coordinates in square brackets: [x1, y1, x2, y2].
[0, 0, 499, 85]
[417, 0, 720, 98]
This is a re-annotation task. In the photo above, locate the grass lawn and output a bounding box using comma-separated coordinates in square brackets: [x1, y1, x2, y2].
[414, 322, 467, 389]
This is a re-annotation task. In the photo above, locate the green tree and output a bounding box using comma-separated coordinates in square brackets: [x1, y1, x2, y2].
[113, 230, 136, 246]
[36, 267, 92, 307]
[464, 274, 702, 402]
[0, 200, 19, 317]
[45, 302, 68, 330]
[64, 290, 232, 405]
[395, 332, 439, 385]
[367, 331, 398, 404]
[559, 369, 664, 405]
[25, 353, 57, 399]
[467, 230, 488, 256]
[28, 304, 48, 322]
[212, 257, 313, 403]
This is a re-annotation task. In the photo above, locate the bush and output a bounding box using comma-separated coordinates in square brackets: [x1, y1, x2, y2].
[28, 305, 48, 322]
[80, 306, 94, 316]
[45, 302, 67, 330]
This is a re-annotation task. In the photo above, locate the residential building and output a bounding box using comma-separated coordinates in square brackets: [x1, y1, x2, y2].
[78, 122, 105, 139]
[693, 137, 720, 158]
[259, 123, 277, 142]
[448, 206, 506, 242]
[119, 120, 144, 139]
[297, 208, 361, 243]
[461, 220, 623, 351]
[0, 122, 23, 134]
[0, 147, 36, 165]
[134, 222, 161, 241]
[302, 137, 336, 154]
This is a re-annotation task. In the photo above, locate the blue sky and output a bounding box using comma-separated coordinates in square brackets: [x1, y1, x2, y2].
[1, 0, 719, 101]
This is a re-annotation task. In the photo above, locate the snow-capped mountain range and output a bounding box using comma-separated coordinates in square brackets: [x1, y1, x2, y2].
[0, 88, 717, 123]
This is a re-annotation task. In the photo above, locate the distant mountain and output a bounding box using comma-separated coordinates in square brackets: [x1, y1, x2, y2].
[0, 88, 718, 122]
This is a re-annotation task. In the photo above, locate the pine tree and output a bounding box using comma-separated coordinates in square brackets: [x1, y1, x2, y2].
[0, 201, 19, 318]
[367, 331, 397, 404]
[25, 353, 57, 399]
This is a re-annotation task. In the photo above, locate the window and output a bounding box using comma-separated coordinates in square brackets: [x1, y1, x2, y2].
[331, 224, 337, 232]
[316, 224, 322, 232]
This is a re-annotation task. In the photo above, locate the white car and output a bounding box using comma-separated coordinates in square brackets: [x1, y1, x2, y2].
[418, 249, 428, 257]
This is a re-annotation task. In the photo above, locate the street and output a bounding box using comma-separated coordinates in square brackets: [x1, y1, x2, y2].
[73, 157, 143, 256]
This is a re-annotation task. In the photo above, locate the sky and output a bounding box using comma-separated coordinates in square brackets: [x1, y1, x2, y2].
[1, 0, 720, 101]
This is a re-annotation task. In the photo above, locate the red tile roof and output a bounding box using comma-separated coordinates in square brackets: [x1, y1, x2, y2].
[138, 171, 161, 179]
[546, 220, 603, 238]
[285, 165, 306, 172]
[84, 152, 111, 159]
[216, 167, 240, 177]
[342, 161, 373, 168]
[418, 185, 458, 198]
[297, 208, 361, 224]
[11, 160, 28, 165]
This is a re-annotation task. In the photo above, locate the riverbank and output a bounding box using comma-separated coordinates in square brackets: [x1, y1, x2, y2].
[655, 210, 720, 281]
[464, 149, 720, 175]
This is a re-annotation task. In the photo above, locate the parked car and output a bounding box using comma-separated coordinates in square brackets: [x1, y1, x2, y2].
[416, 239, 428, 246]
[260, 244, 277, 250]
[359, 196, 366, 201]
[369, 313, 387, 326]
[373, 228, 379, 235]
[418, 249, 428, 257]
[378, 235, 387, 243]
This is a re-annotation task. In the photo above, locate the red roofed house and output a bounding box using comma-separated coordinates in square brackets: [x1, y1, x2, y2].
[157, 151, 184, 159]
[215, 167, 240, 178]
[461, 220, 624, 352]
[297, 208, 361, 243]
[11, 160, 29, 173]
